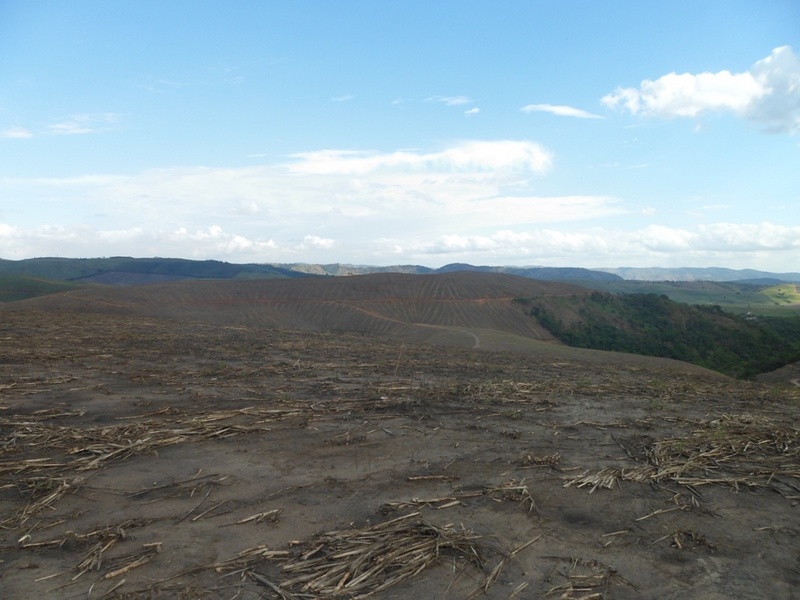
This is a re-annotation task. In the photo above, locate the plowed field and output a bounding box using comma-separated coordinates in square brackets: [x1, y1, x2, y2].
[9, 272, 583, 343]
[1, 274, 799, 599]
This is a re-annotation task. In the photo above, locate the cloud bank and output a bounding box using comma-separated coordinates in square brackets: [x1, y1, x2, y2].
[1, 138, 797, 270]
[602, 46, 800, 133]
[2, 220, 796, 270]
[287, 140, 553, 175]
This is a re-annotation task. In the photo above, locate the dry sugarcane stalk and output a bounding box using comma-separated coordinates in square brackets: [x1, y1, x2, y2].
[235, 508, 282, 524]
[101, 542, 162, 580]
[224, 514, 491, 598]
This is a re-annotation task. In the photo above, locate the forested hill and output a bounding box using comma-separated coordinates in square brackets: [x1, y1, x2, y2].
[519, 292, 800, 378]
[0, 257, 621, 284]
[0, 257, 306, 284]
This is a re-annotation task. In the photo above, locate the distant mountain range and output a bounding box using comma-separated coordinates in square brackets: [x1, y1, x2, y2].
[599, 266, 800, 284]
[286, 262, 622, 282]
[1, 256, 799, 284]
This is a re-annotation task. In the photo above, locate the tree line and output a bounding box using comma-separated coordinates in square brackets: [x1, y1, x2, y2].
[522, 292, 800, 378]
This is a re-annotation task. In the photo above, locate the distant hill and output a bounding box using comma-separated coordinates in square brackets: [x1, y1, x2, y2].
[2, 258, 798, 321]
[8, 270, 797, 378]
[517, 291, 800, 378]
[3, 258, 797, 285]
[568, 279, 800, 316]
[5, 272, 589, 347]
[432, 263, 621, 282]
[0, 257, 310, 286]
[279, 263, 800, 283]
[278, 262, 621, 282]
[0, 257, 622, 295]
[600, 266, 800, 283]
[280, 263, 435, 276]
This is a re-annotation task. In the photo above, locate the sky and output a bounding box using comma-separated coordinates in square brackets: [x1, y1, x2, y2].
[1, 1, 799, 271]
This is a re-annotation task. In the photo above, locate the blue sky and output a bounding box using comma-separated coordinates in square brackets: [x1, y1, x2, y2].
[1, 1, 799, 270]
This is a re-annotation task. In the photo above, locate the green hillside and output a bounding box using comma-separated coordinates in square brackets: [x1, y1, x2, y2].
[519, 292, 800, 378]
[762, 283, 800, 306]
[0, 257, 307, 283]
[575, 280, 800, 316]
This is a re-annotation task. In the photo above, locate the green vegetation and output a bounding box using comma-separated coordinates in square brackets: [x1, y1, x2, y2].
[763, 284, 800, 306]
[524, 292, 800, 378]
[0, 257, 306, 283]
[574, 280, 800, 316]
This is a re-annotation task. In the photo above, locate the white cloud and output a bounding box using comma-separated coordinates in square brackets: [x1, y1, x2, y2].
[297, 234, 335, 250]
[287, 140, 552, 175]
[331, 95, 353, 102]
[747, 46, 800, 133]
[1, 134, 797, 270]
[2, 215, 799, 271]
[0, 112, 120, 139]
[0, 222, 278, 260]
[1, 126, 33, 139]
[47, 113, 120, 135]
[636, 225, 694, 251]
[236, 199, 261, 215]
[521, 104, 603, 119]
[602, 46, 800, 133]
[415, 229, 613, 258]
[427, 95, 473, 106]
[97, 227, 145, 242]
[464, 107, 480, 116]
[169, 225, 274, 254]
[694, 222, 800, 251]
[403, 223, 800, 268]
[460, 195, 624, 224]
[603, 71, 762, 117]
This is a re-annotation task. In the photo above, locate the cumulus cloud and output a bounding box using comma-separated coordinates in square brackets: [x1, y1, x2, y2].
[416, 229, 613, 258]
[2, 135, 797, 270]
[464, 107, 480, 116]
[170, 225, 276, 255]
[405, 222, 800, 268]
[521, 104, 603, 119]
[297, 234, 335, 250]
[2, 215, 799, 270]
[0, 222, 279, 260]
[602, 46, 800, 133]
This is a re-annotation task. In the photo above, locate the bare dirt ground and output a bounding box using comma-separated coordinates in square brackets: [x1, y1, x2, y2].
[1, 308, 800, 599]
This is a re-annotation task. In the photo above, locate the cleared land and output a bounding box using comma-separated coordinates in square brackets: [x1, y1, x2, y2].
[7, 272, 586, 345]
[1, 273, 799, 599]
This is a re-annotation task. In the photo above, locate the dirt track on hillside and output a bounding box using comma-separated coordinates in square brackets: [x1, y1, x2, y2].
[1, 308, 799, 599]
